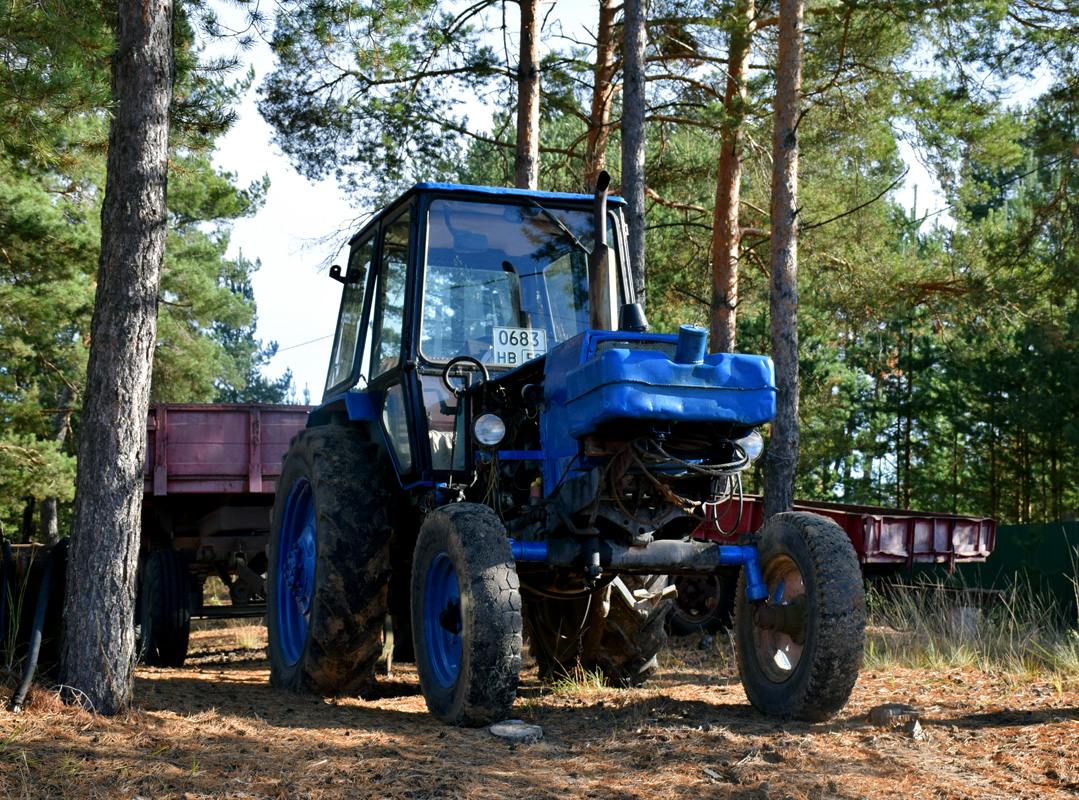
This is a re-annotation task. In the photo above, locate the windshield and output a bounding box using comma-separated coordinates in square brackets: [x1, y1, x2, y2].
[419, 197, 620, 367]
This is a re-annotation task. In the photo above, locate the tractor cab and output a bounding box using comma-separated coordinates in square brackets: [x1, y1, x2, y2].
[319, 183, 631, 487]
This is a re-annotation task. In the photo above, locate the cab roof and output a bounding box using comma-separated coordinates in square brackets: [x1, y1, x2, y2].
[348, 182, 625, 247]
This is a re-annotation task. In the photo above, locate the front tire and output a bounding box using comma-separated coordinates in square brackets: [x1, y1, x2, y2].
[267, 426, 391, 696]
[412, 504, 522, 726]
[734, 512, 865, 721]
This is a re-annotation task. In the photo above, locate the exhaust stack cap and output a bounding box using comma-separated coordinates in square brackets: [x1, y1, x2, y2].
[618, 302, 649, 333]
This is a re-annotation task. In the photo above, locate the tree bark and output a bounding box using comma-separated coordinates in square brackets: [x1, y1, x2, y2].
[621, 0, 648, 304]
[584, 0, 618, 192]
[59, 0, 173, 715]
[514, 0, 541, 190]
[762, 0, 803, 521]
[710, 0, 755, 355]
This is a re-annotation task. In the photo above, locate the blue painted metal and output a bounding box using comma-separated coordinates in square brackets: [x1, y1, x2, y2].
[497, 450, 544, 461]
[510, 539, 549, 563]
[717, 544, 768, 602]
[673, 324, 708, 364]
[541, 330, 777, 491]
[343, 391, 378, 421]
[422, 552, 462, 689]
[275, 478, 317, 666]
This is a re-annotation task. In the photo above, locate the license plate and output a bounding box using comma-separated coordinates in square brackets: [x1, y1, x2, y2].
[493, 327, 547, 366]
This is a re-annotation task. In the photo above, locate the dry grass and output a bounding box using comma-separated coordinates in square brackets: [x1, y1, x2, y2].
[1, 624, 1077, 799]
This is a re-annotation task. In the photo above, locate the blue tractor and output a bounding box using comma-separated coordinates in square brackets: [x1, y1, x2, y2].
[267, 174, 866, 725]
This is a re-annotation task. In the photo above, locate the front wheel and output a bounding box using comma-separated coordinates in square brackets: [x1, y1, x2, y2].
[412, 504, 522, 726]
[734, 512, 865, 721]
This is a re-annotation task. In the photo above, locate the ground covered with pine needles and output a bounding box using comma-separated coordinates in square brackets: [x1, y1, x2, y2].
[1, 623, 1077, 799]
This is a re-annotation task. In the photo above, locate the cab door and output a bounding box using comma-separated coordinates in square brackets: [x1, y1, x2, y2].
[366, 209, 422, 485]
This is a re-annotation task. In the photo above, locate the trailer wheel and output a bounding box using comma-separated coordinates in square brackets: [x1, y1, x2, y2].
[668, 574, 735, 635]
[411, 503, 521, 726]
[582, 574, 672, 687]
[267, 427, 391, 696]
[139, 549, 191, 667]
[734, 511, 865, 721]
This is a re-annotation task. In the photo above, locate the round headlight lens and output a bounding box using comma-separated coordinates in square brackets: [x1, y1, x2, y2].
[735, 430, 764, 462]
[472, 413, 506, 449]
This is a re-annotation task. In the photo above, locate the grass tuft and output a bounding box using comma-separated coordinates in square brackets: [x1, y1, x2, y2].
[865, 567, 1079, 689]
[548, 666, 609, 696]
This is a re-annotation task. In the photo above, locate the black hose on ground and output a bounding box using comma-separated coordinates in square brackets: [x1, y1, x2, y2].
[0, 538, 11, 657]
[9, 538, 67, 713]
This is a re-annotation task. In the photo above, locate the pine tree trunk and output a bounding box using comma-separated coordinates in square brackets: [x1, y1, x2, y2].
[710, 0, 755, 354]
[584, 0, 618, 191]
[762, 0, 803, 521]
[621, 0, 647, 304]
[59, 0, 173, 715]
[514, 0, 541, 190]
[902, 322, 913, 509]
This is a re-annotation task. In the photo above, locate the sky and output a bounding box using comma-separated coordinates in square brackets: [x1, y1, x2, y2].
[208, 2, 948, 405]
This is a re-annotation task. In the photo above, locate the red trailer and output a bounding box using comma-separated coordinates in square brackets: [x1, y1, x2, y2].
[137, 403, 310, 664]
[668, 495, 997, 634]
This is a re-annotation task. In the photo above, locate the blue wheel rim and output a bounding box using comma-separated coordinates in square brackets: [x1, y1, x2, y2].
[275, 478, 317, 666]
[423, 552, 462, 688]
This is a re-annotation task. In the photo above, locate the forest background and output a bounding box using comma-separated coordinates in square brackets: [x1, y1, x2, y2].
[1, 0, 1077, 543]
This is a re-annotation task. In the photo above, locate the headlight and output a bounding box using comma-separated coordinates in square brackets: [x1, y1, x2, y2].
[472, 413, 506, 449]
[735, 430, 764, 462]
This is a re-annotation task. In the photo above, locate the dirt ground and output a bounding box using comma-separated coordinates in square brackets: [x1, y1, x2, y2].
[1, 623, 1077, 800]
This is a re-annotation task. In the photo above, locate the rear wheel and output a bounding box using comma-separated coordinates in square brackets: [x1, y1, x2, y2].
[582, 574, 672, 687]
[412, 504, 521, 726]
[734, 512, 865, 721]
[139, 549, 191, 667]
[521, 590, 591, 681]
[267, 427, 391, 696]
[524, 574, 671, 687]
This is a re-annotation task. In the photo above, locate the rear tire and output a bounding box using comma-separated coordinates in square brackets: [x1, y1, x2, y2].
[139, 549, 191, 667]
[412, 504, 522, 726]
[521, 590, 591, 681]
[523, 574, 671, 688]
[267, 426, 391, 696]
[582, 574, 672, 687]
[734, 511, 865, 721]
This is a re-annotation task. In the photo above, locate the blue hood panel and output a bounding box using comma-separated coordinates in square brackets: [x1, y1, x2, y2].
[541, 330, 776, 489]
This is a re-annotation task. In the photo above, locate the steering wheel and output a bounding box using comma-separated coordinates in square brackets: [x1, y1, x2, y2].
[441, 356, 490, 398]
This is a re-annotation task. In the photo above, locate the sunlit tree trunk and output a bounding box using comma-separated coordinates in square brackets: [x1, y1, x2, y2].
[710, 0, 755, 354]
[621, 0, 647, 303]
[515, 0, 541, 190]
[59, 0, 173, 715]
[585, 0, 618, 191]
[762, 0, 803, 520]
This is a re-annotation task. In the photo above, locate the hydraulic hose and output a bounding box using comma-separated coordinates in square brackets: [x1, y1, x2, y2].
[9, 538, 67, 713]
[0, 538, 11, 658]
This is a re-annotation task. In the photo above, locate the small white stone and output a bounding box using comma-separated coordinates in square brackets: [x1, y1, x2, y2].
[488, 719, 543, 743]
